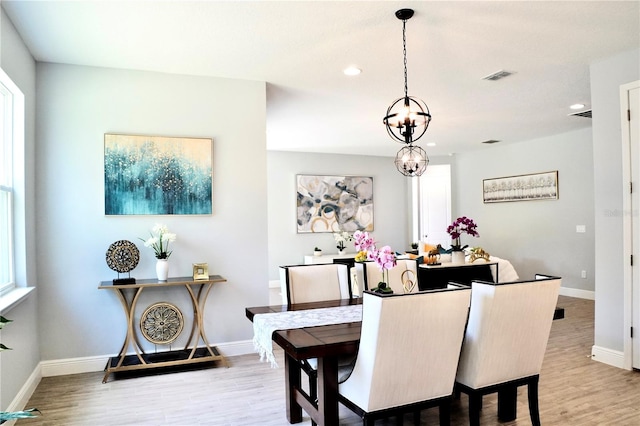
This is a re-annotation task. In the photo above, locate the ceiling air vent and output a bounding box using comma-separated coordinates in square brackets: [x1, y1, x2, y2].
[482, 70, 513, 81]
[568, 109, 592, 118]
[481, 139, 501, 145]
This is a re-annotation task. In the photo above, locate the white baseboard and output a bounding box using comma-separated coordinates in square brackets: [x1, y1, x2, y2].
[560, 286, 595, 300]
[40, 354, 109, 377]
[591, 345, 625, 369]
[39, 340, 256, 378]
[5, 362, 41, 415]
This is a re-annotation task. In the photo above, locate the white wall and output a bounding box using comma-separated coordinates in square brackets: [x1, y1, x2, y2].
[591, 48, 640, 354]
[35, 63, 267, 360]
[455, 127, 595, 293]
[0, 7, 39, 412]
[267, 151, 414, 280]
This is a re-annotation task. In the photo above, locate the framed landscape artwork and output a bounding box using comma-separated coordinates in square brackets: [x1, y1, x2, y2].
[296, 174, 374, 233]
[104, 134, 213, 215]
[482, 170, 558, 203]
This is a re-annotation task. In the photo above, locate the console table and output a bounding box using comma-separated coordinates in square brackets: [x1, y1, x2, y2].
[98, 275, 228, 383]
[418, 262, 498, 290]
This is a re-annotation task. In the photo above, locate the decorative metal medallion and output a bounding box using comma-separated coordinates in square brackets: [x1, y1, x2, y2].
[105, 240, 140, 273]
[140, 302, 184, 345]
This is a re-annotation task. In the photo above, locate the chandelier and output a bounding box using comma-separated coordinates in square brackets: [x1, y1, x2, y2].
[383, 8, 431, 177]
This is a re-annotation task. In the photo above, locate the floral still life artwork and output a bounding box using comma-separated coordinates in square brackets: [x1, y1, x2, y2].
[296, 175, 373, 233]
[354, 230, 396, 294]
[104, 134, 212, 215]
[446, 216, 479, 252]
[140, 224, 176, 259]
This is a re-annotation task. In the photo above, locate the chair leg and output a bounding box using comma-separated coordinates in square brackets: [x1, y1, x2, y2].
[439, 402, 450, 426]
[413, 410, 421, 425]
[497, 384, 518, 422]
[528, 377, 541, 426]
[468, 393, 482, 426]
[309, 373, 317, 401]
[309, 373, 317, 426]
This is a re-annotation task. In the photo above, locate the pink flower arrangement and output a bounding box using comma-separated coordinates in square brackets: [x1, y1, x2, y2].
[446, 216, 479, 251]
[353, 231, 397, 293]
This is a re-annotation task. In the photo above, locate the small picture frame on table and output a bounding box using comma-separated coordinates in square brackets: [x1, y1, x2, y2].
[192, 263, 209, 280]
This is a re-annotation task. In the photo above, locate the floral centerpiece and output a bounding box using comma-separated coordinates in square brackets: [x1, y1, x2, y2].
[333, 231, 353, 253]
[353, 230, 396, 294]
[446, 216, 479, 252]
[140, 224, 176, 259]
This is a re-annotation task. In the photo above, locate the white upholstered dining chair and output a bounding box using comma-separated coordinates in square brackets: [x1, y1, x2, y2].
[278, 263, 353, 417]
[353, 258, 420, 296]
[279, 263, 351, 305]
[454, 274, 561, 426]
[338, 284, 472, 425]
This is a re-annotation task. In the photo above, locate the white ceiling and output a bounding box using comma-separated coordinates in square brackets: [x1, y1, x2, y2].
[3, 1, 639, 157]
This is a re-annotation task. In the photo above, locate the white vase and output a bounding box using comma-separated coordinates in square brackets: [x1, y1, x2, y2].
[156, 259, 169, 281]
[338, 249, 346, 255]
[451, 251, 465, 265]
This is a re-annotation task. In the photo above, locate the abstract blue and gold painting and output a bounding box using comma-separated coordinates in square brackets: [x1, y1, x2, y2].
[104, 134, 212, 215]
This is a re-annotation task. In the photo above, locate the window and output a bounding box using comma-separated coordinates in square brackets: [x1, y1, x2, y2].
[0, 68, 24, 296]
[411, 164, 452, 247]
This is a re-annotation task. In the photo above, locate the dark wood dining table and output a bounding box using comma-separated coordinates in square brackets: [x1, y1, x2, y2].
[245, 298, 363, 426]
[246, 297, 564, 425]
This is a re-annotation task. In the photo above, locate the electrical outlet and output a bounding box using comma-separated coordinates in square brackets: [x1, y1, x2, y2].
[576, 225, 586, 233]
[581, 270, 587, 279]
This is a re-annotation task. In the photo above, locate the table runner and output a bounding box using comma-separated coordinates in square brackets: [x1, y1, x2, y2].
[253, 304, 363, 367]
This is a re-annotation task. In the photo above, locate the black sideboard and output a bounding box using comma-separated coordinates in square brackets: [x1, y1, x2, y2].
[418, 262, 498, 290]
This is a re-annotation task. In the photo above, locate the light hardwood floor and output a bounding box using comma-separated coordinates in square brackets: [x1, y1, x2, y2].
[18, 296, 640, 425]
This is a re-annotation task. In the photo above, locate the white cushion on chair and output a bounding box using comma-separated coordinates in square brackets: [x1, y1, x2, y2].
[455, 276, 561, 389]
[339, 287, 471, 412]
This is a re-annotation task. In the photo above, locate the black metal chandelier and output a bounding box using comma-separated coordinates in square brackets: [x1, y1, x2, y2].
[383, 8, 431, 177]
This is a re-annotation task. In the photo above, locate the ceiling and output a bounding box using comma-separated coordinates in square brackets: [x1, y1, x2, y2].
[3, 1, 639, 157]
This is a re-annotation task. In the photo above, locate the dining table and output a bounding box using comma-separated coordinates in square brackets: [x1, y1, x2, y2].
[245, 298, 363, 426]
[245, 295, 565, 426]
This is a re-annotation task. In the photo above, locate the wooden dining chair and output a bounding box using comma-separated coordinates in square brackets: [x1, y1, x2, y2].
[338, 284, 472, 425]
[454, 274, 561, 426]
[354, 258, 421, 295]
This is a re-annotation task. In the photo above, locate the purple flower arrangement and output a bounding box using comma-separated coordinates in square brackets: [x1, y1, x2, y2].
[446, 216, 479, 251]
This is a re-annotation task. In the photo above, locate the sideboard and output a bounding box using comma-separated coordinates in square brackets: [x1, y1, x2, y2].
[418, 262, 498, 290]
[303, 252, 357, 265]
[98, 275, 228, 382]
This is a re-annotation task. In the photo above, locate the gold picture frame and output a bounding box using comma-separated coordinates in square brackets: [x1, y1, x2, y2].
[192, 263, 209, 280]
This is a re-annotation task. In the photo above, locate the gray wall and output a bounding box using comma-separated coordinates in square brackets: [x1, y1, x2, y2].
[35, 63, 268, 360]
[591, 48, 640, 352]
[455, 128, 595, 291]
[267, 151, 412, 280]
[0, 8, 39, 412]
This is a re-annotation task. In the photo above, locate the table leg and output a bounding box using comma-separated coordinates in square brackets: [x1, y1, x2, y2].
[316, 356, 340, 426]
[284, 353, 303, 424]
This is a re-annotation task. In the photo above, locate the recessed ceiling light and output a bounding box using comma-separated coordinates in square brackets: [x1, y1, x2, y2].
[570, 103, 585, 110]
[426, 142, 436, 147]
[343, 66, 362, 76]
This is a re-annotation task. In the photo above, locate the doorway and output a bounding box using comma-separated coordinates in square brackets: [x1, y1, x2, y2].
[622, 81, 640, 369]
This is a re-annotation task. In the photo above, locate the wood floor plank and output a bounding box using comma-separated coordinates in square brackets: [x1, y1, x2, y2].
[17, 296, 640, 425]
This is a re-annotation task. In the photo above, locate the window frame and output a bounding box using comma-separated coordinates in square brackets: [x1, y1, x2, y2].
[0, 67, 25, 298]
